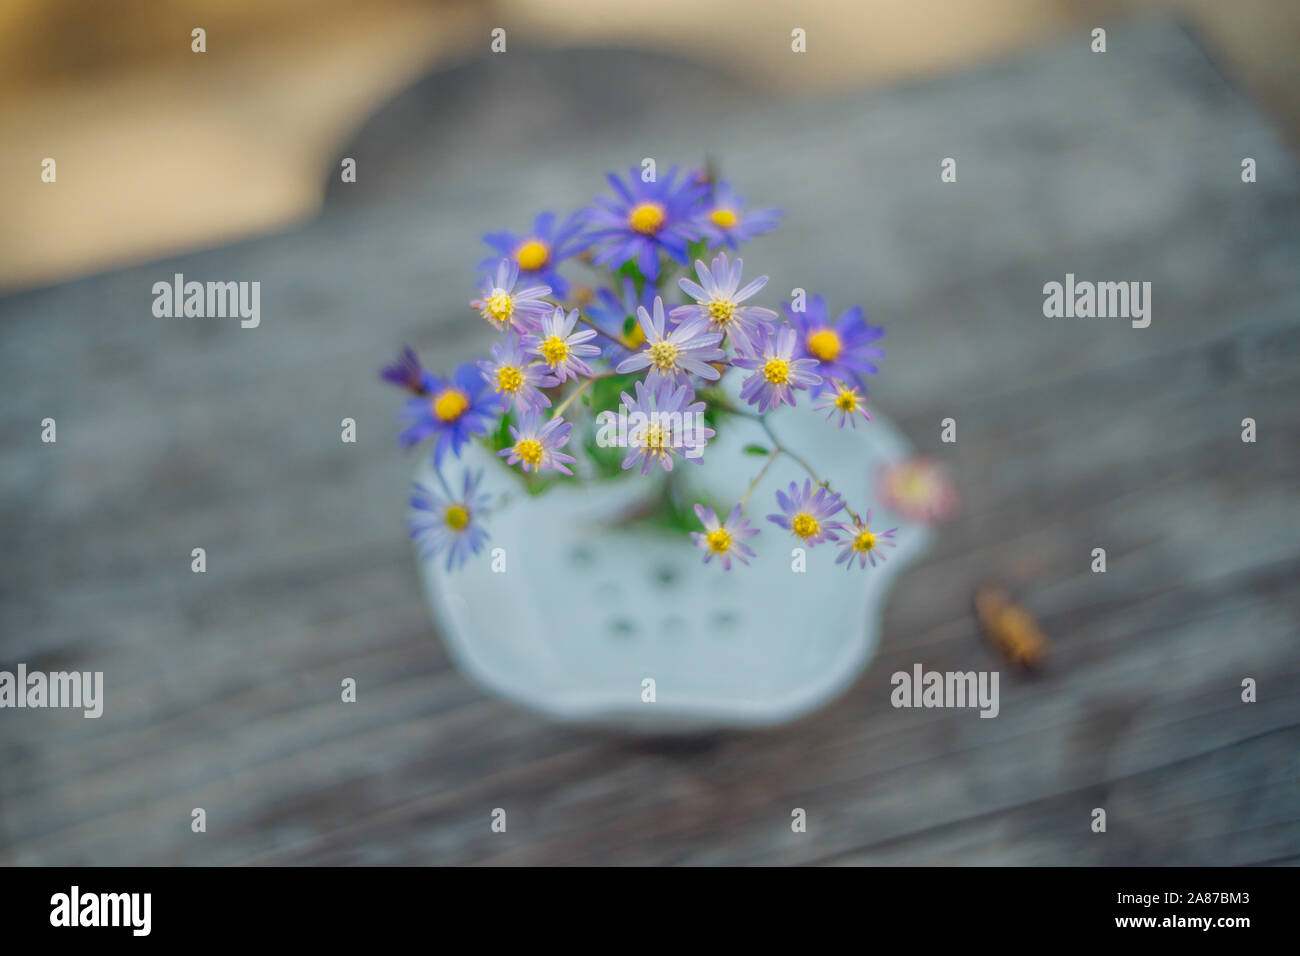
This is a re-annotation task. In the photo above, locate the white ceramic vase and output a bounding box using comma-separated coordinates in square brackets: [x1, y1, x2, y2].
[415, 398, 930, 731]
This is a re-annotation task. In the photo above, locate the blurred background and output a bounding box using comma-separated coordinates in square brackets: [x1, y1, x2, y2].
[3, 0, 1300, 290]
[2, 1, 1298, 866]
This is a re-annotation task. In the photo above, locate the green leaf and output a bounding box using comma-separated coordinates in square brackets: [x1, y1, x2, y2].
[634, 483, 731, 536]
[742, 444, 771, 456]
[616, 259, 649, 297]
[487, 409, 515, 453]
[621, 314, 637, 338]
[581, 429, 626, 480]
[586, 371, 638, 414]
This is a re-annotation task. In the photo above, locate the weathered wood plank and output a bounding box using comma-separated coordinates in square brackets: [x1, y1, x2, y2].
[1, 19, 1297, 865]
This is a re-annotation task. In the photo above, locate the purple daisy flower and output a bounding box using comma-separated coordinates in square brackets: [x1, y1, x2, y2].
[400, 363, 503, 467]
[522, 306, 601, 383]
[410, 470, 492, 572]
[670, 253, 777, 357]
[586, 278, 657, 362]
[835, 510, 898, 569]
[470, 259, 553, 334]
[767, 478, 845, 547]
[618, 378, 715, 475]
[380, 345, 427, 394]
[581, 165, 706, 280]
[785, 295, 885, 396]
[734, 326, 822, 412]
[814, 380, 873, 428]
[696, 181, 782, 248]
[615, 296, 725, 389]
[499, 409, 576, 476]
[477, 332, 557, 414]
[480, 210, 585, 298]
[690, 503, 759, 570]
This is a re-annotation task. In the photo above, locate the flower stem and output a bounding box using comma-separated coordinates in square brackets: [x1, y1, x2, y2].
[551, 371, 614, 419]
[738, 451, 780, 508]
[756, 418, 816, 479]
[750, 412, 865, 526]
[576, 315, 626, 348]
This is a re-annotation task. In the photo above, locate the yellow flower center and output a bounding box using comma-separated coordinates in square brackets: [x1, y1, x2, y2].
[899, 470, 929, 498]
[648, 339, 680, 371]
[709, 207, 738, 229]
[706, 528, 732, 554]
[707, 298, 736, 326]
[835, 389, 858, 412]
[790, 513, 820, 540]
[762, 357, 791, 384]
[806, 328, 841, 362]
[494, 365, 524, 394]
[621, 322, 646, 349]
[641, 423, 669, 452]
[628, 201, 666, 235]
[444, 504, 470, 530]
[539, 335, 569, 366]
[515, 239, 550, 271]
[852, 529, 876, 552]
[484, 292, 514, 327]
[514, 438, 544, 466]
[432, 388, 470, 422]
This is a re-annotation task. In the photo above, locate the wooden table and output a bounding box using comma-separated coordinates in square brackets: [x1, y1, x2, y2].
[2, 20, 1297, 865]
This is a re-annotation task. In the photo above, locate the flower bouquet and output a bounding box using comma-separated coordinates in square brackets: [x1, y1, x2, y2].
[382, 163, 940, 728]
